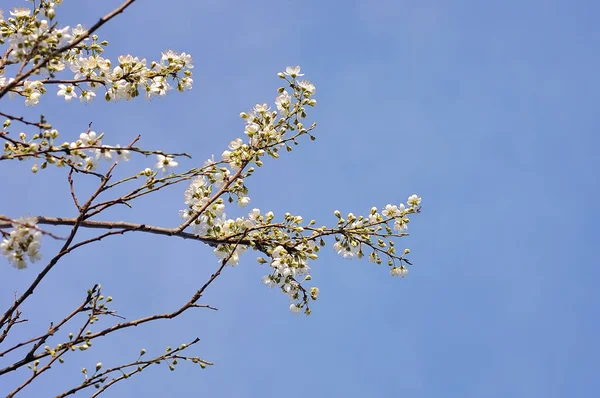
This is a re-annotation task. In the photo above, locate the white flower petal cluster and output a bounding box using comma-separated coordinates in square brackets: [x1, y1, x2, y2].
[174, 67, 422, 314]
[0, 5, 193, 106]
[0, 125, 185, 175]
[331, 195, 422, 276]
[0, 218, 42, 269]
[156, 154, 178, 173]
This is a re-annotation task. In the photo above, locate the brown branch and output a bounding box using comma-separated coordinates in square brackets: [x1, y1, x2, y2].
[67, 169, 81, 210]
[0, 48, 13, 70]
[0, 142, 190, 162]
[0, 308, 26, 346]
[44, 78, 106, 86]
[0, 216, 66, 241]
[0, 112, 49, 129]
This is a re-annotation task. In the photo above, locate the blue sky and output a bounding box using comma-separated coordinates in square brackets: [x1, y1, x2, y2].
[1, 0, 599, 396]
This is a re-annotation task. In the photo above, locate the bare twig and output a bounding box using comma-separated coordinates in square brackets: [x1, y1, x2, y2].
[0, 112, 49, 129]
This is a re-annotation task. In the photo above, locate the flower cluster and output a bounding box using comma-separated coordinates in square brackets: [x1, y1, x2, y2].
[0, 217, 42, 269]
[0, 3, 193, 105]
[0, 120, 188, 176]
[173, 66, 423, 314]
[331, 194, 422, 277]
[179, 65, 318, 243]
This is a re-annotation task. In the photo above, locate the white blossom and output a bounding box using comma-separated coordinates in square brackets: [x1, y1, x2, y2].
[155, 154, 178, 173]
[390, 266, 408, 277]
[289, 304, 302, 314]
[57, 85, 77, 101]
[10, 8, 31, 18]
[80, 90, 96, 103]
[297, 80, 316, 94]
[79, 131, 101, 146]
[284, 66, 304, 77]
[1, 218, 43, 269]
[408, 194, 422, 207]
[238, 196, 251, 208]
[382, 204, 400, 218]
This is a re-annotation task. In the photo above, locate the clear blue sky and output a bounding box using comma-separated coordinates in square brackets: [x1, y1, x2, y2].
[2, 0, 599, 396]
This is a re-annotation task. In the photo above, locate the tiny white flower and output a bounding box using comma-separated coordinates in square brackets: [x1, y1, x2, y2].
[203, 156, 216, 168]
[245, 123, 260, 135]
[10, 8, 31, 18]
[297, 80, 316, 94]
[368, 213, 379, 224]
[181, 77, 193, 90]
[382, 204, 399, 218]
[84, 156, 97, 171]
[25, 92, 41, 106]
[238, 196, 251, 208]
[229, 138, 243, 150]
[408, 194, 422, 207]
[394, 218, 408, 233]
[390, 266, 408, 277]
[284, 66, 304, 77]
[221, 150, 231, 162]
[161, 50, 181, 64]
[57, 84, 77, 101]
[289, 304, 302, 314]
[79, 131, 100, 146]
[248, 208, 261, 221]
[45, 7, 55, 19]
[155, 154, 178, 173]
[180, 52, 194, 68]
[94, 146, 113, 161]
[80, 90, 96, 103]
[114, 145, 131, 162]
[72, 24, 87, 37]
[275, 91, 291, 112]
[149, 76, 171, 97]
[253, 103, 270, 113]
[262, 275, 276, 288]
